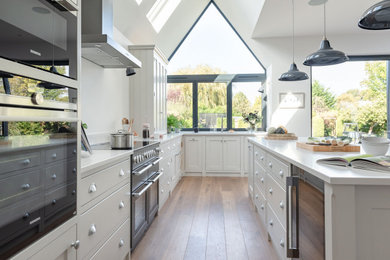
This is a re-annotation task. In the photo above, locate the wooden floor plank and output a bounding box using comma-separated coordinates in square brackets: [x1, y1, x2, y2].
[131, 176, 278, 260]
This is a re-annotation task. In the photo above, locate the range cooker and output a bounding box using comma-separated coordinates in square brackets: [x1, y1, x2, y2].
[131, 141, 162, 250]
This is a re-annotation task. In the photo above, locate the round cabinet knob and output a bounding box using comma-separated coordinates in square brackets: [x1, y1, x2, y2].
[255, 152, 259, 156]
[23, 212, 30, 219]
[21, 184, 30, 190]
[255, 194, 259, 199]
[31, 92, 44, 105]
[73, 149, 77, 155]
[71, 240, 80, 250]
[268, 162, 272, 168]
[269, 188, 273, 194]
[119, 239, 124, 248]
[119, 201, 125, 209]
[255, 171, 259, 176]
[280, 240, 285, 247]
[279, 170, 284, 177]
[89, 224, 97, 236]
[269, 220, 273, 226]
[260, 204, 264, 210]
[22, 159, 31, 165]
[52, 174, 57, 180]
[161, 189, 164, 193]
[260, 177, 264, 183]
[52, 153, 57, 159]
[89, 183, 97, 193]
[73, 168, 77, 173]
[52, 199, 56, 205]
[260, 156, 264, 161]
[119, 169, 125, 177]
[279, 201, 284, 209]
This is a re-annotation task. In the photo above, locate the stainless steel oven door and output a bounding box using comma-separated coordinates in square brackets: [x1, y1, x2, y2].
[147, 168, 163, 226]
[0, 0, 78, 79]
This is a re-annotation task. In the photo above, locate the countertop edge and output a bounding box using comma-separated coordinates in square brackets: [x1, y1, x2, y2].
[81, 150, 133, 174]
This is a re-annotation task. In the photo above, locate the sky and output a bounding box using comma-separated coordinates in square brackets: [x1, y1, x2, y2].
[312, 61, 370, 96]
[168, 3, 264, 75]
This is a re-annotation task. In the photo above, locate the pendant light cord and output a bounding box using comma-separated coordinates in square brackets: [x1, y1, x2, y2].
[323, 2, 327, 38]
[292, 0, 295, 63]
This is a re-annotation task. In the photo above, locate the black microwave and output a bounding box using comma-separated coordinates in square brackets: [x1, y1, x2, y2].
[0, 0, 78, 80]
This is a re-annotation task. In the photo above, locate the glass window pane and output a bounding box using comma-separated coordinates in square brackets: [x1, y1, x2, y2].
[167, 83, 193, 129]
[232, 82, 263, 129]
[198, 82, 227, 128]
[312, 61, 387, 138]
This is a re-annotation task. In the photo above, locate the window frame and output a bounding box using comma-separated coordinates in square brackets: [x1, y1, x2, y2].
[310, 55, 390, 138]
[167, 74, 267, 131]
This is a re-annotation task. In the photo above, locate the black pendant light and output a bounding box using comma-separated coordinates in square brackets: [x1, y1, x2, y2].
[279, 0, 309, 81]
[359, 0, 390, 30]
[303, 2, 348, 66]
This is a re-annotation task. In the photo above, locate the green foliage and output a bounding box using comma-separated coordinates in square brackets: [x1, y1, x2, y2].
[233, 92, 250, 116]
[312, 80, 336, 109]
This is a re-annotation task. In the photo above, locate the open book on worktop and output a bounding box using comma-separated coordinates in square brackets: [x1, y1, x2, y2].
[317, 155, 390, 172]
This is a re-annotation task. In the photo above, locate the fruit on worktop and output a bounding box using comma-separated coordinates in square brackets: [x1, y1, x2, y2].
[274, 126, 288, 134]
[267, 127, 276, 134]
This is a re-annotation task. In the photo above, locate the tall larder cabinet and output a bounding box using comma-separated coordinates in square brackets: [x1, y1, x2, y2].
[129, 45, 168, 136]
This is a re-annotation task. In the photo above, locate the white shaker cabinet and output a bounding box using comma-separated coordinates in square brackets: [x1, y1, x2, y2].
[248, 143, 254, 200]
[185, 136, 204, 173]
[204, 136, 241, 173]
[205, 137, 224, 171]
[129, 45, 168, 136]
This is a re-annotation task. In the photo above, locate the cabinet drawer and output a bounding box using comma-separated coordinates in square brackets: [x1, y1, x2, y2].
[44, 182, 76, 217]
[266, 154, 289, 186]
[45, 146, 66, 163]
[45, 160, 77, 189]
[254, 146, 266, 167]
[254, 183, 266, 227]
[80, 159, 130, 206]
[0, 152, 40, 175]
[0, 169, 42, 209]
[267, 204, 287, 260]
[254, 161, 266, 194]
[266, 174, 286, 229]
[91, 219, 130, 260]
[79, 183, 130, 259]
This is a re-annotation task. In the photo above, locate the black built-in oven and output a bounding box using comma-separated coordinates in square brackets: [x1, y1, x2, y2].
[0, 0, 78, 79]
[0, 72, 78, 258]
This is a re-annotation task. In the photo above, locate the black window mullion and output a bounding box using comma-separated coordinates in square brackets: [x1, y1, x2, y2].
[193, 82, 198, 128]
[227, 82, 232, 130]
[387, 61, 390, 139]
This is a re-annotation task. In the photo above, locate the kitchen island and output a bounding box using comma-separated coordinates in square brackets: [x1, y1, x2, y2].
[248, 136, 390, 260]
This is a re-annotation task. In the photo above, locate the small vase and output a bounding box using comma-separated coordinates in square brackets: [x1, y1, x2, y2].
[249, 124, 256, 132]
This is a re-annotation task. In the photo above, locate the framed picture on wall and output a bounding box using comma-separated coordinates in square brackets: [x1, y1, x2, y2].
[279, 92, 305, 109]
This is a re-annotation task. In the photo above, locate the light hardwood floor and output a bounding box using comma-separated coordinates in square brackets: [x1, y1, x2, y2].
[131, 177, 279, 260]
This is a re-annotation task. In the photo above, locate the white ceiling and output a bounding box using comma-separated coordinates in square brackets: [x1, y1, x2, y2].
[252, 0, 381, 38]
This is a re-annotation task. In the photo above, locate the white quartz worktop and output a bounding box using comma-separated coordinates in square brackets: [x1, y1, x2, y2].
[81, 149, 133, 174]
[248, 137, 390, 185]
[182, 131, 265, 136]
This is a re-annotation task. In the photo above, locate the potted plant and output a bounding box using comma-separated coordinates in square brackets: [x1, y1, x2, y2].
[242, 111, 262, 132]
[167, 114, 180, 134]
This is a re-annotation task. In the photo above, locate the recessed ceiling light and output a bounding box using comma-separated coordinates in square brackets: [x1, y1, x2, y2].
[308, 0, 328, 6]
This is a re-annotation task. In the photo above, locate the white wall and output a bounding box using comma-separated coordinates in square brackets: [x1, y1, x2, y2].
[80, 59, 130, 142]
[248, 33, 390, 136]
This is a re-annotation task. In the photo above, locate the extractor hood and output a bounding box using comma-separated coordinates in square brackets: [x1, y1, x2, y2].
[81, 0, 141, 68]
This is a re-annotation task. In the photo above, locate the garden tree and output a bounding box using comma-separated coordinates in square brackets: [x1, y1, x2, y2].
[252, 96, 262, 113]
[312, 80, 336, 109]
[233, 92, 250, 116]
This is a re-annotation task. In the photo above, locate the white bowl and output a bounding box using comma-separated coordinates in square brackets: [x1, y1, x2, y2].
[361, 137, 390, 156]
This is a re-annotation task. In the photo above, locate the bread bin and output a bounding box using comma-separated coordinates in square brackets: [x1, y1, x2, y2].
[111, 130, 134, 149]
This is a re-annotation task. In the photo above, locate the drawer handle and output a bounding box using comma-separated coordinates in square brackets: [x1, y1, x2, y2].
[269, 220, 274, 226]
[260, 204, 264, 210]
[89, 224, 97, 236]
[73, 168, 77, 173]
[261, 177, 264, 183]
[255, 171, 259, 176]
[21, 184, 30, 190]
[119, 201, 125, 209]
[22, 159, 31, 165]
[23, 212, 30, 219]
[119, 239, 124, 248]
[52, 153, 57, 159]
[161, 189, 164, 193]
[52, 174, 57, 180]
[71, 240, 80, 250]
[279, 201, 284, 209]
[280, 240, 285, 247]
[255, 152, 259, 156]
[268, 162, 272, 168]
[89, 183, 97, 193]
[255, 194, 259, 199]
[260, 156, 264, 161]
[279, 170, 284, 177]
[119, 169, 125, 177]
[73, 149, 77, 155]
[269, 188, 273, 194]
[72, 190, 76, 195]
[52, 199, 56, 205]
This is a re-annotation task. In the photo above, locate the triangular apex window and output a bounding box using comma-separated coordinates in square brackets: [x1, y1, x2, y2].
[168, 2, 265, 75]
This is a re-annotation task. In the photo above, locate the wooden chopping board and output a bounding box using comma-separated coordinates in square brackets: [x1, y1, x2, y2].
[265, 133, 298, 140]
[296, 142, 360, 152]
